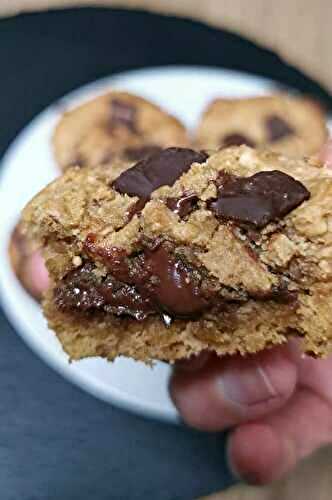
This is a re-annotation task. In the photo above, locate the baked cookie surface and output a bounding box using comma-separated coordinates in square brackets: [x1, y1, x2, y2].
[195, 95, 328, 157]
[53, 91, 188, 170]
[22, 146, 332, 362]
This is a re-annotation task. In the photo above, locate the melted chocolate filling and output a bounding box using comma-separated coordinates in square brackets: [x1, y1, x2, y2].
[56, 233, 298, 323]
[56, 241, 216, 321]
[54, 262, 154, 320]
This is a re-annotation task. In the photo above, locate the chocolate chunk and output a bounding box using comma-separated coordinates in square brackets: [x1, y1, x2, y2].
[265, 115, 295, 142]
[54, 263, 105, 311]
[109, 99, 138, 134]
[270, 285, 298, 305]
[84, 235, 131, 281]
[208, 170, 310, 228]
[142, 245, 211, 318]
[221, 133, 256, 148]
[112, 148, 208, 199]
[100, 276, 154, 320]
[125, 198, 148, 222]
[124, 145, 162, 162]
[54, 263, 154, 320]
[166, 193, 198, 218]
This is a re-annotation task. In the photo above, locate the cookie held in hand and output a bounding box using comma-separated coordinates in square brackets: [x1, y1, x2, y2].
[22, 146, 332, 362]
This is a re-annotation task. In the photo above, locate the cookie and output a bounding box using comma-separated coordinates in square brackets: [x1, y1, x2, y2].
[22, 146, 332, 363]
[53, 91, 188, 170]
[9, 224, 48, 301]
[195, 95, 328, 157]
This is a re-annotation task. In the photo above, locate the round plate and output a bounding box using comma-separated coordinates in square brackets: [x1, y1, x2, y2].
[0, 66, 327, 423]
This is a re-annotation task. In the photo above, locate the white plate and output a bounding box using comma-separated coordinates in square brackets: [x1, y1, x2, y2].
[1, 66, 328, 424]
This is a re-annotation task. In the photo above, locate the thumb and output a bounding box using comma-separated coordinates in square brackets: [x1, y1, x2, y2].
[169, 345, 297, 431]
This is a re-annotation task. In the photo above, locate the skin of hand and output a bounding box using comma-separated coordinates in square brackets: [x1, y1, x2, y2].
[23, 140, 332, 484]
[20, 249, 49, 301]
[169, 139, 332, 484]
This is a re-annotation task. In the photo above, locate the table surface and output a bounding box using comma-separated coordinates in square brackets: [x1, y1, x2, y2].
[0, 8, 331, 500]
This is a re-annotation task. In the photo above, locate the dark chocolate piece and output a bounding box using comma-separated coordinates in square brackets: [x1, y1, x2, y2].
[208, 170, 310, 228]
[125, 198, 148, 222]
[124, 145, 162, 162]
[109, 99, 138, 134]
[270, 284, 298, 306]
[84, 235, 130, 281]
[54, 262, 154, 320]
[142, 245, 211, 317]
[100, 276, 154, 320]
[265, 115, 295, 142]
[112, 148, 208, 199]
[221, 133, 256, 148]
[54, 263, 105, 311]
[166, 193, 198, 218]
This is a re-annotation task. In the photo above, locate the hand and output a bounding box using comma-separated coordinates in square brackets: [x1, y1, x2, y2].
[170, 140, 332, 484]
[170, 343, 332, 484]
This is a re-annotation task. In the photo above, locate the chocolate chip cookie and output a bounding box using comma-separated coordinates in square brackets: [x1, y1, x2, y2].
[195, 95, 328, 157]
[53, 91, 188, 170]
[21, 146, 332, 362]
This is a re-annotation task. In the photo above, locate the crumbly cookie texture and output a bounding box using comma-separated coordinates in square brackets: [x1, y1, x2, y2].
[53, 91, 188, 171]
[22, 146, 332, 363]
[195, 95, 328, 157]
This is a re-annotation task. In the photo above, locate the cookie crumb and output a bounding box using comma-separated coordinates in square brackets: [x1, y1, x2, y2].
[72, 256, 82, 267]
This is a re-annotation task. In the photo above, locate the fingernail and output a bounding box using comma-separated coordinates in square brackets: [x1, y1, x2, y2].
[220, 362, 278, 407]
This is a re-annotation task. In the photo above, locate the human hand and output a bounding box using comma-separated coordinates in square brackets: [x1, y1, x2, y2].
[170, 342, 332, 484]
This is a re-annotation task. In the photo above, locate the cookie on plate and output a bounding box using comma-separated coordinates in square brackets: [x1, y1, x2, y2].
[53, 91, 188, 170]
[22, 146, 332, 363]
[195, 95, 328, 157]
